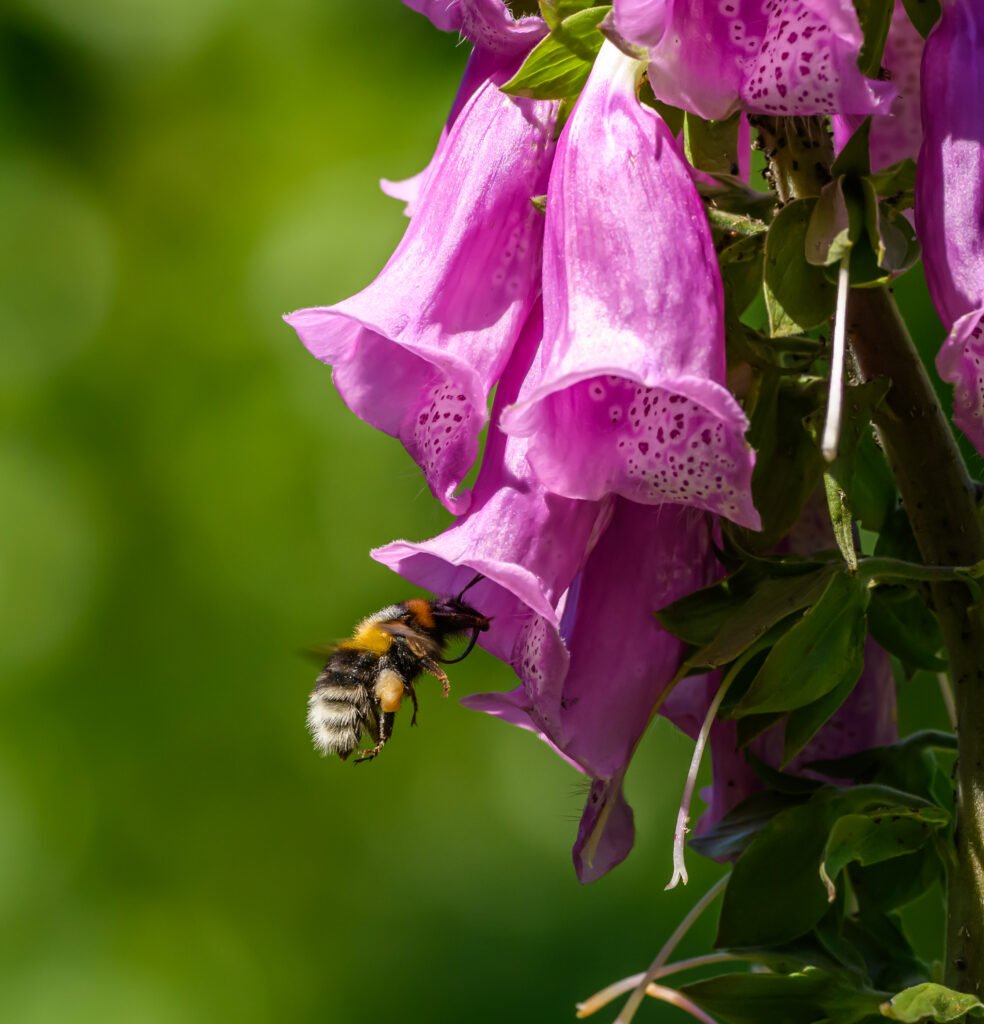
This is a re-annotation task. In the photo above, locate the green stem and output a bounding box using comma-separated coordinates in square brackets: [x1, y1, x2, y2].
[857, 556, 984, 588]
[758, 116, 984, 993]
[846, 287, 984, 994]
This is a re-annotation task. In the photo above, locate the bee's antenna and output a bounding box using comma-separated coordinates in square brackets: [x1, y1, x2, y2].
[455, 572, 485, 602]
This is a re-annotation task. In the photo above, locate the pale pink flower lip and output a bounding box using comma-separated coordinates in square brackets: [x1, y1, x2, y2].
[916, 0, 984, 455]
[285, 68, 556, 514]
[500, 42, 760, 530]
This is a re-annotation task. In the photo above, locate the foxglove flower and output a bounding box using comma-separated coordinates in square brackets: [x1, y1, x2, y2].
[613, 0, 895, 121]
[916, 0, 984, 456]
[376, 302, 721, 881]
[285, 67, 556, 514]
[501, 42, 760, 530]
[384, 1, 548, 214]
[833, 2, 924, 171]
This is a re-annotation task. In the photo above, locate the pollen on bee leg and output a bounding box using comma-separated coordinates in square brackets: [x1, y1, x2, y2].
[421, 658, 451, 697]
[374, 668, 406, 713]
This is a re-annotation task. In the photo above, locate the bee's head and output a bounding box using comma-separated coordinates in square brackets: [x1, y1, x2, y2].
[401, 574, 490, 664]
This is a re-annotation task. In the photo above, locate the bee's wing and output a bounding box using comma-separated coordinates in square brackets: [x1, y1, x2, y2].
[301, 643, 339, 665]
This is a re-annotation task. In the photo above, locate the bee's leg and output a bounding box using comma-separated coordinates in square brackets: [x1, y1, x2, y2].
[421, 658, 451, 698]
[406, 683, 420, 727]
[355, 710, 394, 763]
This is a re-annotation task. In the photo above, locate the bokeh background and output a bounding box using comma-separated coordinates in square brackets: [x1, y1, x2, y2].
[0, 1, 962, 1021]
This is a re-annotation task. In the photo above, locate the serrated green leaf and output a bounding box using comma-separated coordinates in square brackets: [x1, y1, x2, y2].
[852, 0, 894, 78]
[868, 587, 946, 671]
[883, 983, 984, 1022]
[685, 110, 742, 175]
[733, 571, 869, 717]
[900, 0, 941, 38]
[502, 6, 610, 99]
[764, 198, 838, 335]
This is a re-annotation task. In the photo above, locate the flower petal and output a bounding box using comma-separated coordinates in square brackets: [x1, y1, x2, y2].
[915, 0, 984, 454]
[629, 0, 895, 121]
[286, 72, 556, 513]
[403, 0, 547, 52]
[501, 42, 759, 529]
[572, 776, 635, 883]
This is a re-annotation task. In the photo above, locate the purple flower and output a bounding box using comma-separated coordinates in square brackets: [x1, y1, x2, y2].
[500, 42, 760, 530]
[385, 2, 548, 215]
[613, 0, 895, 121]
[916, 0, 984, 455]
[833, 2, 924, 171]
[285, 65, 556, 514]
[375, 302, 721, 881]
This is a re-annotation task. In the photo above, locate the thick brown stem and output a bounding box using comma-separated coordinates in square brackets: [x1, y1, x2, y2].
[847, 288, 984, 992]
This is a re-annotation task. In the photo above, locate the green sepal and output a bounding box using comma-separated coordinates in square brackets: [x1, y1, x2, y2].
[832, 119, 873, 180]
[764, 198, 838, 335]
[680, 967, 885, 1024]
[899, 0, 941, 38]
[868, 586, 946, 672]
[685, 111, 742, 176]
[883, 983, 984, 1022]
[501, 6, 611, 99]
[538, 0, 599, 29]
[851, 0, 894, 78]
[870, 158, 916, 210]
[731, 570, 869, 718]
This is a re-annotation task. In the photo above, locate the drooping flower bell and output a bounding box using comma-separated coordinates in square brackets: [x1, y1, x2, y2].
[613, 0, 896, 121]
[285, 45, 556, 514]
[375, 301, 722, 882]
[916, 0, 984, 456]
[501, 41, 760, 530]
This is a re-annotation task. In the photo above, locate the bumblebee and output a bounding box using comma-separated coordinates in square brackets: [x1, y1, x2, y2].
[307, 577, 490, 762]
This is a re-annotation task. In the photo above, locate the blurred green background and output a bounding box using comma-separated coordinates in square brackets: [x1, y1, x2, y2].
[0, 1, 958, 1022]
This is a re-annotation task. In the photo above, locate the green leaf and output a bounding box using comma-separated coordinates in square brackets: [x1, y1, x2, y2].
[870, 158, 916, 209]
[868, 587, 946, 671]
[851, 0, 894, 78]
[806, 177, 861, 267]
[852, 842, 945, 911]
[850, 430, 897, 533]
[819, 805, 949, 902]
[678, 566, 837, 671]
[899, 0, 941, 38]
[825, 471, 859, 572]
[764, 199, 838, 335]
[733, 571, 869, 717]
[840, 909, 930, 991]
[783, 658, 865, 764]
[833, 119, 873, 179]
[690, 789, 809, 862]
[681, 968, 883, 1024]
[720, 232, 766, 315]
[744, 373, 826, 548]
[502, 6, 610, 99]
[685, 111, 742, 176]
[717, 785, 946, 948]
[883, 983, 984, 1022]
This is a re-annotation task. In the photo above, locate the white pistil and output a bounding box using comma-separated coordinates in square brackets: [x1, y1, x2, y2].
[821, 254, 851, 463]
[612, 874, 730, 1024]
[666, 677, 732, 891]
[643, 985, 721, 1024]
[575, 953, 739, 1018]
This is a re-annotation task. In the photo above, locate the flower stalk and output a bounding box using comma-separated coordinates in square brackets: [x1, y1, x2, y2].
[762, 114, 984, 994]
